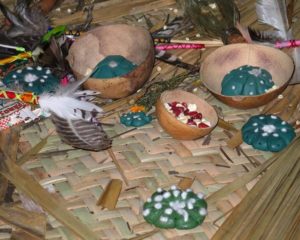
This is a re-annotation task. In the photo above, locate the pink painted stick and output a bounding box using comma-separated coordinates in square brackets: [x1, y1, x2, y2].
[155, 43, 205, 50]
[275, 40, 300, 49]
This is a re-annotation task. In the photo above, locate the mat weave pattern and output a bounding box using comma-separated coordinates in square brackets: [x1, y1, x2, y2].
[0, 85, 271, 240]
[0, 0, 289, 239]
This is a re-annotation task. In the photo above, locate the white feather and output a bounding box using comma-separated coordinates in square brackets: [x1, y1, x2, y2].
[39, 65, 103, 120]
[256, 0, 291, 40]
[39, 94, 102, 120]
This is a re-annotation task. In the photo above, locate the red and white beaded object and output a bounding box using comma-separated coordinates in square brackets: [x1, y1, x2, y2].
[0, 106, 49, 131]
[164, 101, 211, 128]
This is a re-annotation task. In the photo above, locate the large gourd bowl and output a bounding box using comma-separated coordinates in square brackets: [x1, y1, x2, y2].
[155, 89, 218, 140]
[67, 24, 155, 99]
[200, 43, 294, 109]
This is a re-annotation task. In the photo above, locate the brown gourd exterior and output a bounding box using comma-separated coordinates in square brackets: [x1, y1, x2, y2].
[67, 24, 155, 99]
[155, 89, 218, 140]
[201, 43, 294, 109]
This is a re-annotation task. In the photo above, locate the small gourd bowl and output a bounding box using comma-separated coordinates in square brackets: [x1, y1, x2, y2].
[155, 89, 219, 140]
[200, 43, 294, 109]
[67, 24, 155, 99]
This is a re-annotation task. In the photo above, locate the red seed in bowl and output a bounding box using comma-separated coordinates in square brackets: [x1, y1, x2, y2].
[171, 107, 184, 117]
[182, 102, 188, 108]
[187, 119, 197, 126]
[188, 111, 203, 120]
[198, 122, 210, 128]
[169, 102, 179, 107]
[165, 101, 210, 128]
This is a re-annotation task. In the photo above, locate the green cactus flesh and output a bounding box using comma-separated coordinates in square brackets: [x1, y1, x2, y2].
[242, 114, 296, 152]
[3, 66, 60, 95]
[120, 112, 152, 127]
[143, 186, 207, 229]
[221, 65, 274, 96]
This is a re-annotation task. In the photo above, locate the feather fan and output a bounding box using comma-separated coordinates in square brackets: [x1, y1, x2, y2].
[255, 0, 291, 40]
[255, 0, 300, 84]
[39, 74, 112, 151]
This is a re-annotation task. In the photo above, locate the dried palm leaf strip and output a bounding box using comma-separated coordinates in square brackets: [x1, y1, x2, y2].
[11, 230, 43, 240]
[0, 129, 99, 240]
[0, 205, 46, 239]
[207, 153, 275, 204]
[52, 0, 176, 26]
[0, 127, 19, 203]
[253, 172, 300, 240]
[128, 229, 160, 240]
[0, 154, 99, 240]
[0, 176, 8, 204]
[212, 137, 300, 240]
[17, 133, 52, 166]
[228, 150, 300, 239]
[0, 128, 46, 239]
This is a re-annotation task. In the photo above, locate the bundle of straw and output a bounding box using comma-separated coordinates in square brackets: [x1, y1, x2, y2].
[212, 136, 300, 240]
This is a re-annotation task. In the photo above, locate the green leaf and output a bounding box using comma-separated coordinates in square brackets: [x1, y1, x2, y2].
[42, 25, 67, 43]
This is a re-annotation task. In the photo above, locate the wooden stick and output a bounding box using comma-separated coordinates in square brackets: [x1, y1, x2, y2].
[107, 148, 130, 186]
[171, 39, 224, 46]
[226, 131, 243, 149]
[217, 118, 238, 132]
[177, 177, 195, 190]
[96, 179, 122, 210]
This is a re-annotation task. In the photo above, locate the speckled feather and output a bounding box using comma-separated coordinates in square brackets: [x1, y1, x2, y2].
[39, 71, 112, 151]
[51, 113, 112, 151]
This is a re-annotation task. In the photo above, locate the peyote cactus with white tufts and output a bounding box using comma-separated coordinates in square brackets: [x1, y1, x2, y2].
[143, 186, 207, 229]
[221, 65, 275, 96]
[242, 114, 295, 152]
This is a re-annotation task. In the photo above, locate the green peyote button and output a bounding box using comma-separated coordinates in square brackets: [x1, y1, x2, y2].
[3, 66, 60, 95]
[143, 186, 207, 230]
[91, 55, 137, 79]
[120, 111, 152, 127]
[242, 114, 296, 152]
[221, 65, 274, 96]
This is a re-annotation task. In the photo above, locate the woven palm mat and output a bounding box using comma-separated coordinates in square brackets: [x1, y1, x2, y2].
[0, 0, 297, 239]
[0, 86, 273, 240]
